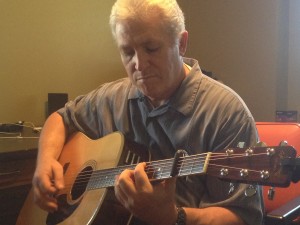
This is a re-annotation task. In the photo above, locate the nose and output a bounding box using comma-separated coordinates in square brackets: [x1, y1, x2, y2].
[133, 51, 149, 71]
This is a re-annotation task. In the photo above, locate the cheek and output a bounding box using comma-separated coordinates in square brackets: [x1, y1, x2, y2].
[121, 57, 131, 74]
[123, 62, 136, 82]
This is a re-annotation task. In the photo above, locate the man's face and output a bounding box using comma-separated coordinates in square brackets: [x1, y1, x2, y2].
[115, 17, 187, 105]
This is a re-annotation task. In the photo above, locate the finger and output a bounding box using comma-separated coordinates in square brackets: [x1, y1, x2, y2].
[32, 169, 61, 212]
[33, 172, 57, 196]
[134, 162, 152, 190]
[36, 160, 64, 195]
[117, 169, 137, 196]
[114, 178, 128, 206]
[33, 184, 58, 212]
[115, 170, 136, 202]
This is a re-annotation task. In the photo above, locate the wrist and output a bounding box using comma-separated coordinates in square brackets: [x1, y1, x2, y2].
[174, 207, 186, 225]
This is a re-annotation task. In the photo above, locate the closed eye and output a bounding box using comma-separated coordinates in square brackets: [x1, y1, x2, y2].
[146, 47, 159, 53]
[145, 46, 160, 54]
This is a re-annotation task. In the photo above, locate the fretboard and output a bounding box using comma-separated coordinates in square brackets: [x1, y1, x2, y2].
[87, 153, 210, 190]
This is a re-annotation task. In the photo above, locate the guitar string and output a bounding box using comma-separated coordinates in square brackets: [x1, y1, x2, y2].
[62, 152, 269, 189]
[60, 152, 270, 190]
[56, 152, 271, 192]
[73, 152, 268, 182]
[94, 152, 269, 182]
[58, 152, 223, 186]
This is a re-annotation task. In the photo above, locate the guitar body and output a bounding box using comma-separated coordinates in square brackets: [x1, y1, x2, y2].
[16, 132, 149, 225]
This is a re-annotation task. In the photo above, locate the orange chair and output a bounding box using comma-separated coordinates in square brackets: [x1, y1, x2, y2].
[256, 122, 300, 224]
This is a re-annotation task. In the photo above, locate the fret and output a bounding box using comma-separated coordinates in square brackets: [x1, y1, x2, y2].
[179, 153, 210, 177]
[87, 165, 134, 190]
[149, 158, 173, 180]
[180, 157, 201, 176]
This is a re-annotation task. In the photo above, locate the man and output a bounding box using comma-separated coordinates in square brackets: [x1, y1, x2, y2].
[32, 0, 263, 224]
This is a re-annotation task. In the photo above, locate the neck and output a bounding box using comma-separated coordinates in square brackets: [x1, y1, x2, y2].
[146, 97, 166, 109]
[148, 62, 189, 108]
[184, 63, 191, 75]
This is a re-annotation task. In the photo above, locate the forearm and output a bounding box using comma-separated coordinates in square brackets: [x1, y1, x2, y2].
[37, 112, 67, 163]
[184, 207, 246, 225]
[31, 112, 68, 211]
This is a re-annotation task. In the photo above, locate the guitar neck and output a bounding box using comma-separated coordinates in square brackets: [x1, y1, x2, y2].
[87, 152, 210, 190]
[86, 144, 297, 190]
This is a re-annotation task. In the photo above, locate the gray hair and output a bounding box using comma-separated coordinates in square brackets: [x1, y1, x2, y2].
[109, 0, 185, 40]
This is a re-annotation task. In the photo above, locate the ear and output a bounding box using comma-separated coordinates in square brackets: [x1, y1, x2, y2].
[179, 31, 188, 56]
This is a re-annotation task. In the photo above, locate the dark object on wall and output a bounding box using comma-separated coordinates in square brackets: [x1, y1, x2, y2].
[47, 93, 68, 117]
[276, 110, 298, 122]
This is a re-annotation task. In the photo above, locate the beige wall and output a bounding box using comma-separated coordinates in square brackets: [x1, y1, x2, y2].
[0, 0, 125, 125]
[0, 1, 299, 126]
[179, 0, 300, 122]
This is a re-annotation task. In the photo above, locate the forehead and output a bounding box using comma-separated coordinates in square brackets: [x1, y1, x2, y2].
[115, 19, 172, 47]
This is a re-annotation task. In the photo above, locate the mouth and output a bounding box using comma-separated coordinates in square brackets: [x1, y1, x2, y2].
[136, 74, 155, 81]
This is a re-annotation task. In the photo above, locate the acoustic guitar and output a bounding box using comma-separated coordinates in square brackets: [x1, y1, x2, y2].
[16, 132, 297, 225]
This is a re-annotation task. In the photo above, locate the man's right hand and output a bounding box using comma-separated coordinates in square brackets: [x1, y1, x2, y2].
[32, 157, 65, 212]
[31, 112, 67, 212]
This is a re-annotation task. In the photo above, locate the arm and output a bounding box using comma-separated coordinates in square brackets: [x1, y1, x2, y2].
[184, 207, 246, 225]
[32, 112, 67, 212]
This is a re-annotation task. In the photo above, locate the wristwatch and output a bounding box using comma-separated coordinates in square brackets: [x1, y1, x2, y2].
[175, 207, 186, 225]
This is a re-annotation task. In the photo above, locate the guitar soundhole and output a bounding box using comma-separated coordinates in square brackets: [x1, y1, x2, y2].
[71, 166, 93, 200]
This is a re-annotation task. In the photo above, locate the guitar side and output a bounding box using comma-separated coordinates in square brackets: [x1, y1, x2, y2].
[16, 132, 147, 225]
